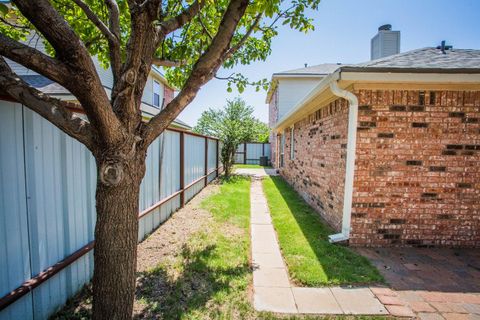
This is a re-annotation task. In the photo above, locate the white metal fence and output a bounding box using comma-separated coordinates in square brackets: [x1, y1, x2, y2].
[234, 143, 271, 165]
[0, 101, 222, 320]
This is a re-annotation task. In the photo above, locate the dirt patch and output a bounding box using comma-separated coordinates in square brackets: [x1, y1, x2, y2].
[136, 183, 219, 273]
[51, 183, 220, 319]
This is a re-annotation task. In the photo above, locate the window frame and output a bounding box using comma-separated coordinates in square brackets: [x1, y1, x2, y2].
[153, 80, 162, 108]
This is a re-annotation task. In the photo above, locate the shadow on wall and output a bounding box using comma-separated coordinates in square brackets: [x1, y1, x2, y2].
[267, 176, 383, 286]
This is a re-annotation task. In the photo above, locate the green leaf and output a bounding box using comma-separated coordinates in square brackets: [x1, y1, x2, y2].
[0, 3, 8, 17]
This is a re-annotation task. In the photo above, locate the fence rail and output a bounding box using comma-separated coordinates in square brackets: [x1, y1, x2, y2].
[0, 102, 223, 319]
[234, 142, 271, 165]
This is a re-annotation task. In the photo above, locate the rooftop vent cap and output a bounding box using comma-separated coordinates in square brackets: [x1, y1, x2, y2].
[436, 40, 453, 54]
[378, 24, 392, 31]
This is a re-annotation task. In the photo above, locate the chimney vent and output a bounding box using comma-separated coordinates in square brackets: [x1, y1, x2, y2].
[371, 24, 400, 60]
[378, 24, 392, 31]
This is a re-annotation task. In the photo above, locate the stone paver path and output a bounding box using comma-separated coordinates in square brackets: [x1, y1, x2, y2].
[249, 178, 388, 315]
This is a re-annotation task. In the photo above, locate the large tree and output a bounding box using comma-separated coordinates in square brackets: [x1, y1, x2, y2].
[194, 97, 267, 176]
[0, 1, 320, 318]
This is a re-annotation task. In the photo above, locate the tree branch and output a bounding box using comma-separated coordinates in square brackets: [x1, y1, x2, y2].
[152, 57, 185, 67]
[71, 0, 122, 82]
[0, 57, 94, 149]
[12, 0, 124, 146]
[224, 13, 262, 59]
[157, 0, 204, 37]
[142, 0, 249, 145]
[0, 33, 70, 85]
[105, 0, 122, 80]
[72, 0, 116, 43]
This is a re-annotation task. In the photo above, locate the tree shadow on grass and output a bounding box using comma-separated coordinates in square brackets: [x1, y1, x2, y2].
[134, 242, 251, 319]
[267, 176, 383, 286]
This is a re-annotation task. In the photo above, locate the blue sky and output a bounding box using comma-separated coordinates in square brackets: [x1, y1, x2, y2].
[178, 0, 480, 127]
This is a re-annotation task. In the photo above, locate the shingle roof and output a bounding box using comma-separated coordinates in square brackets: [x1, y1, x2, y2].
[345, 47, 480, 72]
[274, 63, 344, 76]
[274, 47, 480, 77]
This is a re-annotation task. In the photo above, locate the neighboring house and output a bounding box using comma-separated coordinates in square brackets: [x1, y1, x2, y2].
[267, 29, 480, 247]
[2, 33, 191, 130]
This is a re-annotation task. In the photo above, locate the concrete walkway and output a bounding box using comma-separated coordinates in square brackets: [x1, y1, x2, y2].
[249, 178, 388, 315]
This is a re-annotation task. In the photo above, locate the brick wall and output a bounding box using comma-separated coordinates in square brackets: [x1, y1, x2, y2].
[164, 85, 174, 105]
[350, 90, 480, 247]
[269, 88, 279, 167]
[279, 98, 349, 230]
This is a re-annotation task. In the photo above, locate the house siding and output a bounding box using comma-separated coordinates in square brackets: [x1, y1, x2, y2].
[278, 98, 349, 230]
[277, 78, 320, 119]
[350, 89, 480, 247]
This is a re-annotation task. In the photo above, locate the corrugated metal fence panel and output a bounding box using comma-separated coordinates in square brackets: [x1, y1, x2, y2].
[184, 134, 205, 203]
[264, 143, 271, 160]
[22, 108, 96, 319]
[207, 139, 217, 183]
[0, 102, 33, 320]
[234, 143, 270, 164]
[138, 130, 181, 241]
[0, 102, 217, 320]
[138, 135, 161, 240]
[246, 144, 263, 164]
[159, 131, 181, 226]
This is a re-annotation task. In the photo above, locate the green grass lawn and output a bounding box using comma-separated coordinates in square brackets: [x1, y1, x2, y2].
[136, 175, 254, 319]
[233, 164, 272, 169]
[53, 176, 387, 319]
[262, 176, 383, 287]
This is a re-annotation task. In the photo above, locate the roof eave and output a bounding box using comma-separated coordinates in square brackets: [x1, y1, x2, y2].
[273, 68, 480, 132]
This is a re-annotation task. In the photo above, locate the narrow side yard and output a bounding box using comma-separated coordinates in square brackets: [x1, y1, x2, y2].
[53, 175, 389, 319]
[262, 176, 383, 287]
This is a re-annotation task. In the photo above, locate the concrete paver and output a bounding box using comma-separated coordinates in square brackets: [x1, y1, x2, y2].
[330, 287, 388, 315]
[385, 305, 416, 317]
[252, 252, 285, 268]
[253, 267, 290, 288]
[292, 287, 343, 314]
[254, 287, 297, 313]
[418, 313, 446, 320]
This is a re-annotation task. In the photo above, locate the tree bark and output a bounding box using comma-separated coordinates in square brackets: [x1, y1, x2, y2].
[92, 151, 146, 320]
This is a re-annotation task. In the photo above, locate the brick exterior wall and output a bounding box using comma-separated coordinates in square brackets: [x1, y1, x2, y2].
[164, 85, 174, 105]
[279, 99, 349, 230]
[350, 90, 480, 247]
[269, 88, 279, 166]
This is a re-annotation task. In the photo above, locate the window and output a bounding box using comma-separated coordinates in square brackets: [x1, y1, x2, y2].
[153, 80, 163, 108]
[290, 126, 295, 160]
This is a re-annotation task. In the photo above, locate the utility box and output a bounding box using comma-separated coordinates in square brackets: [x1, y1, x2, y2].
[260, 156, 268, 166]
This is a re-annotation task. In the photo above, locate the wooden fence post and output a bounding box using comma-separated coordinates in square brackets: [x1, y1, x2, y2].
[180, 131, 185, 207]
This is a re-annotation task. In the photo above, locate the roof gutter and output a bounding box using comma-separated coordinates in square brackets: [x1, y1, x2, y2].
[327, 78, 358, 243]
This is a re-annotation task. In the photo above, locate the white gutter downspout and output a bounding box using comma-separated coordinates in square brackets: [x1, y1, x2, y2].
[328, 78, 358, 243]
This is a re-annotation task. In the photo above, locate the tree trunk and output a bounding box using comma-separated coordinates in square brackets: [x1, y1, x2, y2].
[92, 153, 146, 320]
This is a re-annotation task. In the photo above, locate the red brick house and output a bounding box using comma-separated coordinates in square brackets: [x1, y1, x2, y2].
[267, 46, 480, 247]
